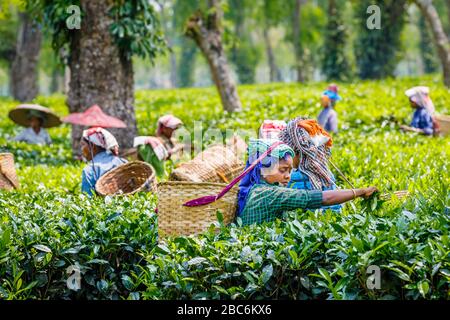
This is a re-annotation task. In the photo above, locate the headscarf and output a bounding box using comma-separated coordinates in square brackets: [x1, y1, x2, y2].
[279, 117, 334, 190]
[323, 84, 341, 102]
[237, 139, 295, 215]
[405, 86, 435, 114]
[156, 115, 183, 136]
[259, 120, 287, 140]
[82, 127, 119, 156]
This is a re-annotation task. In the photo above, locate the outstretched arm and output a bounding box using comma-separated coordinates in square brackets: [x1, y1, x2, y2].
[322, 187, 378, 206]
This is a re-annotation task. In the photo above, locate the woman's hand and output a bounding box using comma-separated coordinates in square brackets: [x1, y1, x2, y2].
[360, 186, 379, 199]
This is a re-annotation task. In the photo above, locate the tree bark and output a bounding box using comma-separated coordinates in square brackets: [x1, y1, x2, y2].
[10, 13, 42, 102]
[415, 0, 450, 87]
[263, 27, 280, 82]
[185, 0, 242, 112]
[67, 0, 137, 157]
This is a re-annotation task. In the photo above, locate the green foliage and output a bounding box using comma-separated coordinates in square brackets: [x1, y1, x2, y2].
[109, 0, 166, 60]
[284, 1, 327, 81]
[322, 0, 352, 81]
[419, 15, 439, 74]
[354, 0, 407, 79]
[177, 38, 197, 88]
[1, 76, 449, 299]
[0, 2, 19, 65]
[227, 0, 262, 84]
[231, 39, 262, 84]
[38, 0, 166, 62]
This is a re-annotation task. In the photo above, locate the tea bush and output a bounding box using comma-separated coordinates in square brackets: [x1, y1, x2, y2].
[0, 76, 449, 299]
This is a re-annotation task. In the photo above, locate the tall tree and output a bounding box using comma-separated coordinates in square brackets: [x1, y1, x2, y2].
[419, 14, 439, 74]
[185, 0, 242, 112]
[292, 0, 306, 82]
[10, 12, 42, 101]
[41, 0, 166, 155]
[415, 0, 450, 87]
[1, 2, 42, 101]
[354, 0, 407, 79]
[156, 0, 177, 88]
[261, 0, 283, 82]
[228, 0, 261, 84]
[174, 0, 199, 88]
[284, 0, 326, 82]
[321, 0, 351, 81]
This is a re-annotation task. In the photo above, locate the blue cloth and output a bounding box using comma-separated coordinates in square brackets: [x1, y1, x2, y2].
[318, 107, 338, 133]
[410, 107, 434, 136]
[81, 151, 127, 196]
[287, 169, 342, 212]
[323, 90, 341, 101]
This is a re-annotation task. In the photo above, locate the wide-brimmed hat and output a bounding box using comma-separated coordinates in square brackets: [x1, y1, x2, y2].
[62, 105, 127, 128]
[8, 104, 62, 128]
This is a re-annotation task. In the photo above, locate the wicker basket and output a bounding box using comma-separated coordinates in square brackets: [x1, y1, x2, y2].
[435, 114, 450, 136]
[95, 161, 157, 196]
[170, 144, 244, 183]
[0, 153, 20, 191]
[157, 181, 239, 237]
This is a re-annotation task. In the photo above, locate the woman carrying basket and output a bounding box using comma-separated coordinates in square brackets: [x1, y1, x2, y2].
[81, 127, 127, 196]
[235, 139, 378, 226]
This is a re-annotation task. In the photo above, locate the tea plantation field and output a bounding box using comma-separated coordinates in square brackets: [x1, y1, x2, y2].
[0, 76, 449, 300]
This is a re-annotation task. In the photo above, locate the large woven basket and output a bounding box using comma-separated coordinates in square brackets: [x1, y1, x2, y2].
[95, 161, 157, 196]
[170, 144, 244, 183]
[157, 181, 239, 237]
[436, 114, 450, 135]
[0, 153, 20, 191]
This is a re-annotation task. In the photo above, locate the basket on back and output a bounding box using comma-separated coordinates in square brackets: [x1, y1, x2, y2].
[0, 153, 20, 191]
[157, 181, 239, 237]
[170, 144, 245, 183]
[435, 114, 450, 136]
[95, 161, 157, 196]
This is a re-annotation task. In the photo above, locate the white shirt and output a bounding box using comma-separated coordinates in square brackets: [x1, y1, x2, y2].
[13, 127, 52, 145]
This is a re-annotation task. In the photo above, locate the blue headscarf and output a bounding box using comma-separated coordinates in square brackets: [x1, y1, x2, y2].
[323, 90, 341, 102]
[236, 139, 295, 216]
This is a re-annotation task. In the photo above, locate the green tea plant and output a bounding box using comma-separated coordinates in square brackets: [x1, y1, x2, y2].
[0, 75, 449, 299]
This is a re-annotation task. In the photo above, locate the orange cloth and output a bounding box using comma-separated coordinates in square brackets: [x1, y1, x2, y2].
[297, 119, 333, 147]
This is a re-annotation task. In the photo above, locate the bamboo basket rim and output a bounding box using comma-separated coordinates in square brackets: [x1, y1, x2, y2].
[158, 181, 234, 188]
[95, 160, 156, 196]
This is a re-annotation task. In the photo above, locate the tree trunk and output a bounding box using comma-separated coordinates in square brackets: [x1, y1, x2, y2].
[10, 13, 42, 102]
[185, 0, 242, 112]
[67, 0, 137, 157]
[263, 27, 280, 82]
[415, 0, 450, 87]
[293, 0, 305, 83]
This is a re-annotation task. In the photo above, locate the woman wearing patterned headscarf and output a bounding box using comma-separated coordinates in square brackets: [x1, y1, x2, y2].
[279, 117, 342, 212]
[236, 139, 378, 225]
[81, 127, 127, 196]
[400, 86, 437, 136]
